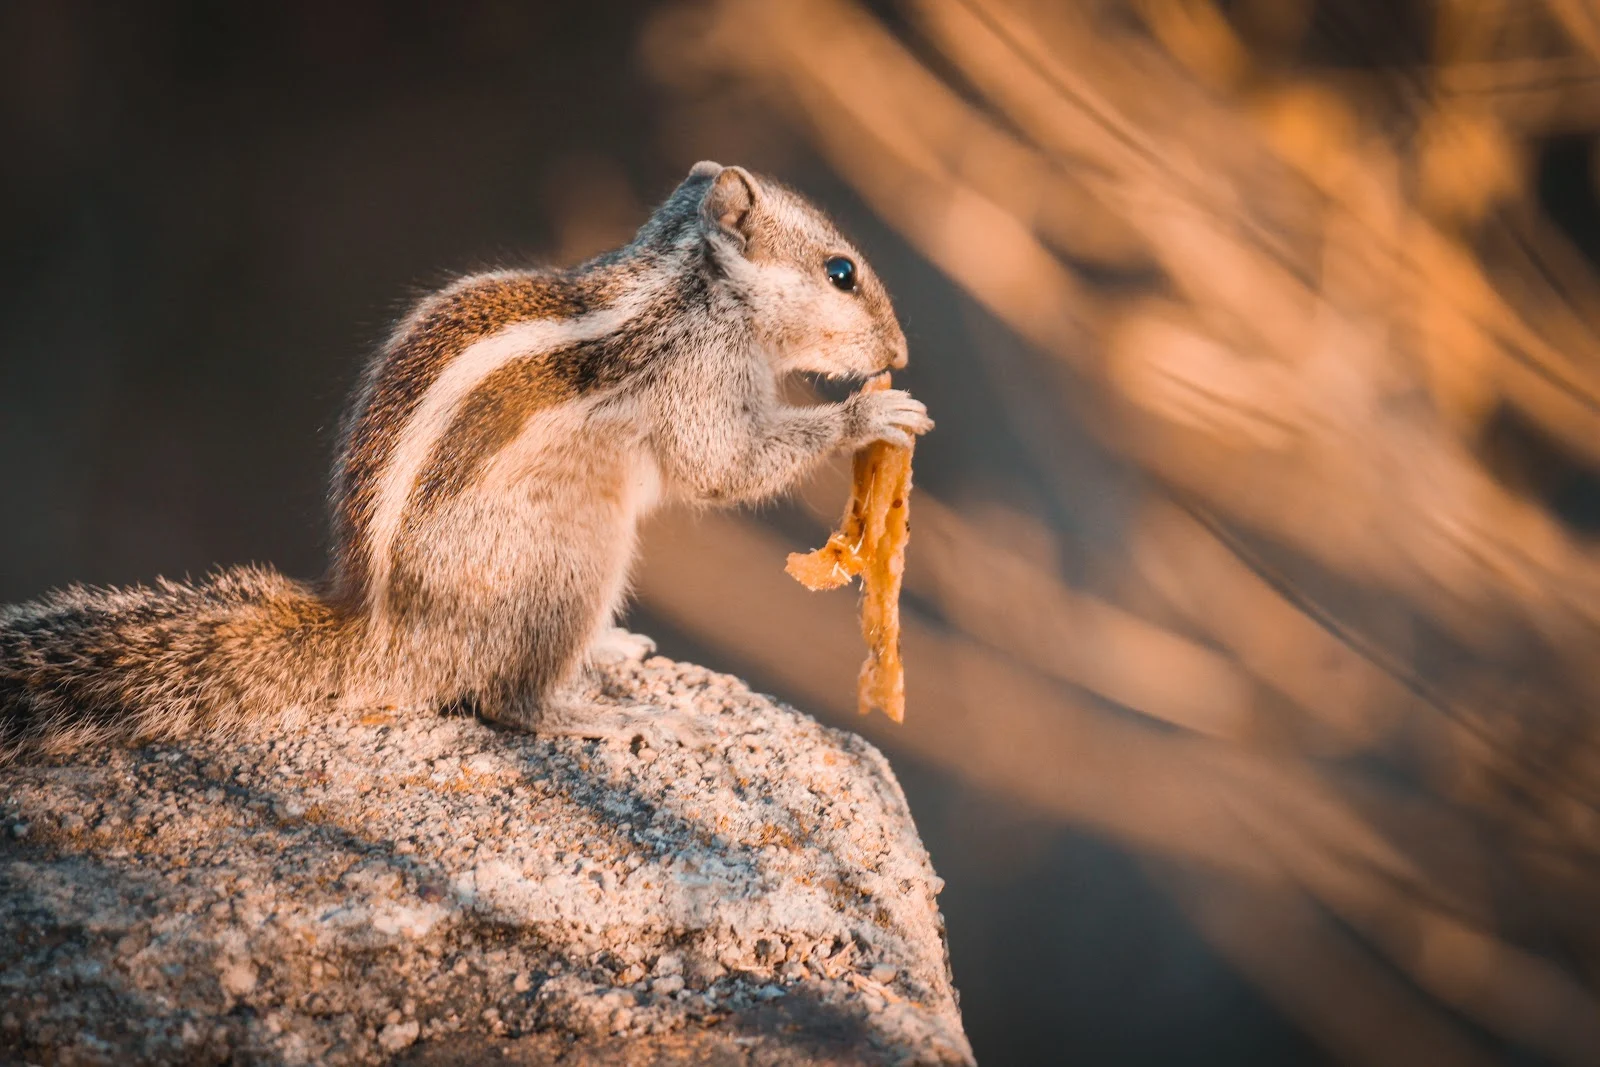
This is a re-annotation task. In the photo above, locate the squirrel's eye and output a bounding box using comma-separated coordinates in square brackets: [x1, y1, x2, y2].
[825, 256, 858, 293]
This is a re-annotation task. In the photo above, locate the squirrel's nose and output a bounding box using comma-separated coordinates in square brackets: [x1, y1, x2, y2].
[887, 334, 909, 369]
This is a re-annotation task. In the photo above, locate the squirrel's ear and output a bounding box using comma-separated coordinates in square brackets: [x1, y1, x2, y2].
[698, 164, 759, 253]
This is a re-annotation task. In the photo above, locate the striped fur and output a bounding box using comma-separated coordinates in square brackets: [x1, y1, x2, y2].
[1, 161, 927, 759]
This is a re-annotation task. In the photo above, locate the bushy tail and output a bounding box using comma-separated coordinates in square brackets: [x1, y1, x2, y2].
[0, 565, 357, 762]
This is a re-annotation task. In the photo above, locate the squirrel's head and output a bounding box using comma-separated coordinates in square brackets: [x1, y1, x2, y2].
[686, 161, 908, 379]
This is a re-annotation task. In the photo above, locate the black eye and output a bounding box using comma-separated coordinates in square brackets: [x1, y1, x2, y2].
[825, 255, 857, 292]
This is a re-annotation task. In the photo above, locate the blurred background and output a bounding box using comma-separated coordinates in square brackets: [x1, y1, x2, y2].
[5, 1, 1600, 1063]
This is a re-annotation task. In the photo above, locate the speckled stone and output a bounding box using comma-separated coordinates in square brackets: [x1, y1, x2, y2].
[0, 647, 971, 1065]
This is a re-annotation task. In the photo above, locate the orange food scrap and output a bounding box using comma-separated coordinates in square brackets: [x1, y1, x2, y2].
[785, 376, 914, 723]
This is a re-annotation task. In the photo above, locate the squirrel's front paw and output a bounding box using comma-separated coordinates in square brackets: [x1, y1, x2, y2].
[846, 388, 933, 449]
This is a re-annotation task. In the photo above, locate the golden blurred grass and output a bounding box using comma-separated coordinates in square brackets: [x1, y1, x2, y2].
[633, 1, 1600, 1060]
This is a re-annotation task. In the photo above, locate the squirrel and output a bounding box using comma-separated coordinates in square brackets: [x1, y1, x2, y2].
[0, 162, 931, 762]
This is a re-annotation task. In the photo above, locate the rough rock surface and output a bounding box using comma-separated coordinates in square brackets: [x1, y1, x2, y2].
[0, 646, 971, 1065]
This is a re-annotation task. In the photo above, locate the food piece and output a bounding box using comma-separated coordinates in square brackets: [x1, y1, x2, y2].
[852, 436, 911, 723]
[785, 376, 914, 723]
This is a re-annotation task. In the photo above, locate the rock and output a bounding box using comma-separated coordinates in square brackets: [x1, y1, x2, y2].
[379, 1020, 422, 1053]
[0, 650, 971, 1065]
[219, 958, 258, 997]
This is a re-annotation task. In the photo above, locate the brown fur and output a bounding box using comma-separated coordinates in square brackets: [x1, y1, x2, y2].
[406, 353, 580, 521]
[332, 271, 609, 605]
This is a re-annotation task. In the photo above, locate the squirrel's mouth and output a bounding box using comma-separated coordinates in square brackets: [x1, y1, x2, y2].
[780, 345, 886, 383]
[796, 368, 881, 402]
[795, 367, 876, 386]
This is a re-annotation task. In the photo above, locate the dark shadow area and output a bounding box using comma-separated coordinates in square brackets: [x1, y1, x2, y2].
[1478, 400, 1600, 538]
[402, 988, 888, 1066]
[1537, 135, 1600, 274]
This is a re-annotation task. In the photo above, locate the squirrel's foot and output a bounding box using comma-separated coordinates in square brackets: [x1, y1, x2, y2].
[533, 698, 714, 751]
[586, 627, 657, 666]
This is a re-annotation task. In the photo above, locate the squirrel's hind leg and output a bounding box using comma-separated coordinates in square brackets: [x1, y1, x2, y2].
[479, 668, 713, 751]
[528, 696, 714, 751]
[472, 583, 705, 749]
[534, 627, 711, 748]
[478, 628, 710, 749]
